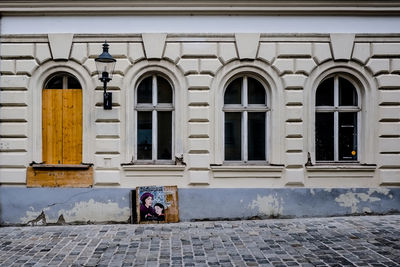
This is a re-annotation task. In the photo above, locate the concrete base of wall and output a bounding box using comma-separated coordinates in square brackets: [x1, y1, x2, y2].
[0, 187, 399, 226]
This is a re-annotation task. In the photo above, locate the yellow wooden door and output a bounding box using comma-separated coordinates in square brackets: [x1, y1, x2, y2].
[42, 88, 82, 164]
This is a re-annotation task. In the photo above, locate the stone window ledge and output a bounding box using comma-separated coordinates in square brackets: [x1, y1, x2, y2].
[31, 164, 92, 169]
[306, 164, 377, 179]
[211, 165, 284, 179]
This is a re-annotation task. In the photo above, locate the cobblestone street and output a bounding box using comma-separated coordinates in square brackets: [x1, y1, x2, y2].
[0, 215, 399, 267]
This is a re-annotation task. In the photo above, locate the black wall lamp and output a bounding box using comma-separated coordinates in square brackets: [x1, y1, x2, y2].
[95, 42, 116, 110]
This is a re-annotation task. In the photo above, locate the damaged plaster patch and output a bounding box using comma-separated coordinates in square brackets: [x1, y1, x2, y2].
[249, 194, 283, 217]
[21, 207, 50, 224]
[335, 189, 390, 213]
[58, 199, 130, 223]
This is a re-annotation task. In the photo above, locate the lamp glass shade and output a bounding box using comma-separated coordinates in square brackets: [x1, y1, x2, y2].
[95, 60, 116, 80]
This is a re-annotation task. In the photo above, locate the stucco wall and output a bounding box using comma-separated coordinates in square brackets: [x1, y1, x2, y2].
[1, 33, 400, 188]
[0, 187, 399, 225]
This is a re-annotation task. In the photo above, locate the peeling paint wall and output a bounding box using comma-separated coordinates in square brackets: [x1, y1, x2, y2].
[0, 188, 132, 225]
[0, 187, 399, 225]
[178, 188, 400, 221]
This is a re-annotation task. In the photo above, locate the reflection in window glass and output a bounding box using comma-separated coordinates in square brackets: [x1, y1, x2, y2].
[339, 112, 357, 160]
[137, 112, 152, 160]
[224, 77, 242, 104]
[157, 112, 172, 160]
[339, 78, 358, 106]
[137, 76, 152, 103]
[225, 112, 241, 160]
[316, 77, 334, 106]
[315, 112, 334, 161]
[45, 75, 63, 89]
[248, 78, 265, 104]
[157, 76, 172, 103]
[248, 112, 265, 160]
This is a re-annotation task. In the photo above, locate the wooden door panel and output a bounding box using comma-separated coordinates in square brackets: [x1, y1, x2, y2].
[62, 89, 82, 164]
[42, 89, 63, 164]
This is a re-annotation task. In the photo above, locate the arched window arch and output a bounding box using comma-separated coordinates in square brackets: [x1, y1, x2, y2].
[135, 73, 174, 162]
[223, 75, 270, 162]
[315, 74, 361, 162]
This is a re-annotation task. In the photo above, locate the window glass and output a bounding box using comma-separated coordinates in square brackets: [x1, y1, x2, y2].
[248, 112, 266, 160]
[315, 112, 334, 161]
[157, 76, 172, 104]
[339, 78, 358, 106]
[137, 111, 152, 160]
[45, 75, 63, 89]
[248, 78, 266, 104]
[225, 112, 241, 160]
[316, 77, 334, 106]
[137, 76, 152, 103]
[157, 111, 172, 160]
[224, 77, 242, 104]
[67, 76, 81, 89]
[339, 112, 357, 160]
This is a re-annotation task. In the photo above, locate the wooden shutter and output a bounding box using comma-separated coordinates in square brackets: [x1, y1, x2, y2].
[42, 88, 82, 164]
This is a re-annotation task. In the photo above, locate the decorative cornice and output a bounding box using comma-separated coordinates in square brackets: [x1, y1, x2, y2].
[1, 1, 400, 16]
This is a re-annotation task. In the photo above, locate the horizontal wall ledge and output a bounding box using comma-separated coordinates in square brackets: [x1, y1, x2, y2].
[211, 165, 284, 179]
[306, 164, 377, 179]
[122, 165, 186, 178]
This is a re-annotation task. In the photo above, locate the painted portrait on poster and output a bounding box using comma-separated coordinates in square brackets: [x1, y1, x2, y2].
[136, 186, 178, 223]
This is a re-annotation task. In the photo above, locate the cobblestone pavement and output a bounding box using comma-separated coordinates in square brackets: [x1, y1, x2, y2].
[0, 215, 399, 267]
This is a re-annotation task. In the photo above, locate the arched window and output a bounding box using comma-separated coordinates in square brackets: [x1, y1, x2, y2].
[223, 75, 269, 162]
[315, 75, 360, 161]
[43, 73, 82, 164]
[135, 74, 174, 162]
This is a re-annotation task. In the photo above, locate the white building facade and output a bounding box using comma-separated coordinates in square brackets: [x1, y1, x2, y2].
[0, 1, 400, 225]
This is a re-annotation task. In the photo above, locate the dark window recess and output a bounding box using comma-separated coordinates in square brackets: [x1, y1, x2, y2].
[45, 75, 63, 89]
[224, 77, 242, 104]
[137, 76, 152, 103]
[225, 112, 241, 160]
[157, 76, 173, 103]
[248, 78, 266, 104]
[316, 77, 334, 106]
[315, 112, 334, 161]
[339, 112, 357, 160]
[157, 111, 172, 160]
[137, 111, 152, 160]
[68, 77, 81, 89]
[248, 112, 266, 160]
[339, 77, 358, 106]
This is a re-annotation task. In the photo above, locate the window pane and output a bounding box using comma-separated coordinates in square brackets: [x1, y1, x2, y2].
[137, 76, 152, 103]
[339, 77, 358, 106]
[224, 77, 242, 104]
[45, 75, 63, 89]
[137, 112, 152, 160]
[157, 76, 172, 103]
[248, 78, 266, 104]
[225, 112, 241, 160]
[315, 112, 334, 161]
[157, 111, 172, 160]
[339, 112, 357, 161]
[316, 77, 334, 106]
[67, 76, 81, 89]
[248, 112, 266, 160]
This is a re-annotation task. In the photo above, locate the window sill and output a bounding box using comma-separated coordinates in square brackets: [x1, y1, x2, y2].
[211, 164, 284, 179]
[306, 164, 377, 179]
[31, 164, 92, 169]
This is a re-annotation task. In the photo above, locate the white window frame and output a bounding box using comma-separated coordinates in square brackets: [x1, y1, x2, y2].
[315, 74, 361, 163]
[134, 74, 175, 164]
[223, 75, 270, 164]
